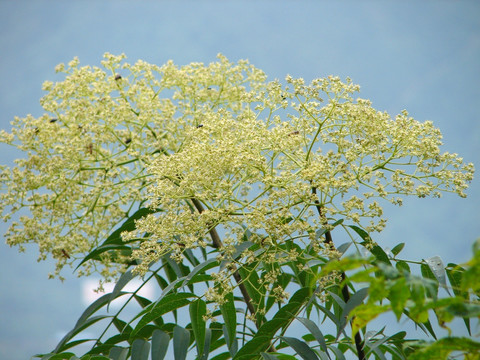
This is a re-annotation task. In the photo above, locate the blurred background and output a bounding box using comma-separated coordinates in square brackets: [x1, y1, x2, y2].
[0, 1, 479, 359]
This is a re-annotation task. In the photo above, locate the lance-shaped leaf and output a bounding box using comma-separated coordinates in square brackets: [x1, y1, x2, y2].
[151, 329, 170, 360]
[190, 299, 207, 357]
[131, 338, 150, 360]
[158, 258, 217, 297]
[130, 293, 196, 340]
[108, 269, 136, 310]
[337, 288, 369, 339]
[280, 336, 319, 360]
[337, 242, 352, 256]
[75, 207, 159, 269]
[109, 347, 129, 360]
[54, 315, 111, 353]
[233, 287, 311, 359]
[220, 292, 237, 356]
[328, 346, 346, 360]
[237, 262, 265, 323]
[260, 353, 281, 360]
[173, 326, 191, 360]
[297, 317, 330, 359]
[389, 277, 410, 320]
[219, 241, 254, 271]
[53, 292, 120, 352]
[420, 263, 439, 300]
[425, 256, 451, 295]
[391, 243, 405, 257]
[201, 328, 212, 360]
[408, 337, 480, 360]
[446, 263, 471, 334]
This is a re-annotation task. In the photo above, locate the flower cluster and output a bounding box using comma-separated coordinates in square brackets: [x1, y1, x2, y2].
[0, 54, 474, 297]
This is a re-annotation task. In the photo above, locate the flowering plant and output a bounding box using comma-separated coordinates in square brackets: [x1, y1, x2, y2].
[1, 54, 478, 359]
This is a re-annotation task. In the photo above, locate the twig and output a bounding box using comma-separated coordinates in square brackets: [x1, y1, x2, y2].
[190, 198, 257, 321]
[311, 187, 366, 360]
[191, 198, 278, 352]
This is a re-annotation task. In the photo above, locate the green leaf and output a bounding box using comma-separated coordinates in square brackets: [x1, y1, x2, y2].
[376, 262, 399, 280]
[350, 304, 389, 336]
[370, 245, 392, 265]
[395, 260, 410, 274]
[328, 346, 346, 360]
[189, 299, 207, 357]
[151, 329, 170, 360]
[201, 328, 212, 360]
[445, 264, 468, 299]
[112, 318, 132, 335]
[220, 292, 237, 355]
[346, 226, 387, 265]
[160, 258, 217, 298]
[348, 225, 370, 242]
[337, 242, 352, 256]
[104, 334, 130, 347]
[134, 324, 159, 340]
[445, 264, 471, 334]
[77, 244, 133, 269]
[54, 315, 111, 353]
[260, 353, 280, 360]
[164, 256, 187, 280]
[180, 258, 218, 289]
[420, 263, 439, 300]
[403, 309, 437, 340]
[338, 288, 368, 338]
[280, 336, 319, 360]
[237, 263, 265, 323]
[409, 337, 480, 360]
[134, 294, 153, 309]
[210, 352, 232, 360]
[183, 248, 200, 267]
[220, 241, 254, 271]
[73, 292, 116, 331]
[234, 287, 311, 359]
[234, 336, 272, 360]
[75, 207, 158, 270]
[109, 347, 128, 360]
[39, 352, 77, 360]
[173, 326, 190, 360]
[388, 277, 409, 320]
[108, 269, 136, 310]
[108, 208, 160, 245]
[391, 243, 405, 256]
[327, 291, 345, 310]
[425, 256, 450, 295]
[320, 257, 370, 279]
[314, 304, 340, 329]
[296, 317, 329, 357]
[50, 339, 93, 353]
[131, 339, 150, 360]
[262, 354, 297, 360]
[130, 293, 196, 340]
[343, 288, 369, 317]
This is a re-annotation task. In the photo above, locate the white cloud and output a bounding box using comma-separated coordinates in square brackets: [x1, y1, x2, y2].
[81, 278, 155, 307]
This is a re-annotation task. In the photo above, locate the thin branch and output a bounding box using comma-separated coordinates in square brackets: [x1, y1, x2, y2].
[311, 186, 366, 360]
[190, 198, 257, 321]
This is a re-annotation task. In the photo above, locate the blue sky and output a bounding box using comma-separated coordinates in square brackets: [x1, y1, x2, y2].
[0, 1, 479, 358]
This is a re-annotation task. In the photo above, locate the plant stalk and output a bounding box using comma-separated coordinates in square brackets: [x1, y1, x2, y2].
[312, 187, 366, 360]
[190, 198, 257, 321]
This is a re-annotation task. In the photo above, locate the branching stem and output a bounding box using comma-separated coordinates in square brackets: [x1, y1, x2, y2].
[190, 198, 257, 322]
[191, 198, 279, 352]
[311, 186, 366, 360]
